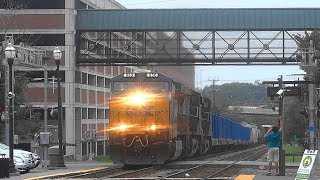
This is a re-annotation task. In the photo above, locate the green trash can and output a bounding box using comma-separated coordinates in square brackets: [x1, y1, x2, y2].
[0, 154, 10, 178]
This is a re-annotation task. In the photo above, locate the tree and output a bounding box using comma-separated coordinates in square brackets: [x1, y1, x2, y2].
[201, 82, 269, 122]
[1, 0, 32, 41]
[284, 99, 308, 144]
[201, 84, 232, 114]
[294, 30, 320, 85]
[0, 0, 42, 142]
[0, 68, 43, 142]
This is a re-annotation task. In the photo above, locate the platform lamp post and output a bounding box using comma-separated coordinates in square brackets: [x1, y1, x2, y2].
[53, 46, 65, 167]
[5, 43, 16, 172]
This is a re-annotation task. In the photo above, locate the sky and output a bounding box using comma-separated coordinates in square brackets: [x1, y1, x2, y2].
[115, 0, 318, 87]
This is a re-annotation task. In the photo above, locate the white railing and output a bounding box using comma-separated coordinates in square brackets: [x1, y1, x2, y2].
[13, 42, 46, 68]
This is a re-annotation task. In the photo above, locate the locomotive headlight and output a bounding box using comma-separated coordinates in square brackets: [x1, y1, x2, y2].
[127, 93, 147, 105]
[130, 93, 147, 105]
[118, 124, 128, 131]
[122, 91, 157, 106]
[150, 124, 157, 131]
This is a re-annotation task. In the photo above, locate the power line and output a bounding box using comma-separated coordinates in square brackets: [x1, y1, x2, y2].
[124, 0, 177, 6]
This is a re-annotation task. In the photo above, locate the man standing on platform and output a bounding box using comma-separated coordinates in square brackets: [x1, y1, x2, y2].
[264, 116, 284, 176]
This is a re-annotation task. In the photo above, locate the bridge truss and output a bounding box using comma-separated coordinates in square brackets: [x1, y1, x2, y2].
[77, 30, 301, 66]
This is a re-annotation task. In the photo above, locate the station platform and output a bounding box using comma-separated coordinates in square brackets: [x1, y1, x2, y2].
[11, 161, 299, 179]
[11, 161, 115, 180]
[234, 175, 293, 180]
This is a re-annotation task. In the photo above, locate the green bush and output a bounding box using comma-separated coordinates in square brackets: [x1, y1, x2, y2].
[95, 156, 112, 163]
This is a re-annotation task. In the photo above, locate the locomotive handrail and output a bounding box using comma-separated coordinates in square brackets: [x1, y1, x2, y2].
[122, 135, 148, 147]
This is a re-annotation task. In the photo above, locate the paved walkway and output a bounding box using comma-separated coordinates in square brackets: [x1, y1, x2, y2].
[9, 161, 114, 180]
[235, 175, 293, 180]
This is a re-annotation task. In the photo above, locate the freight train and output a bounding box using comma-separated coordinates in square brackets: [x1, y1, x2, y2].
[108, 70, 262, 165]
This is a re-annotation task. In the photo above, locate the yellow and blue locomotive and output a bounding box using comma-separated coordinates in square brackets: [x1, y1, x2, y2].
[108, 70, 212, 165]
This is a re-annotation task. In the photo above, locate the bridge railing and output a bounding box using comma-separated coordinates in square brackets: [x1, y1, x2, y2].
[13, 42, 46, 68]
[1, 40, 46, 68]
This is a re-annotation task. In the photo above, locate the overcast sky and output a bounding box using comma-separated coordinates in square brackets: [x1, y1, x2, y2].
[116, 0, 315, 87]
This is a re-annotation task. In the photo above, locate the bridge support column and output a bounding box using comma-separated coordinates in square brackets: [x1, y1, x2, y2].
[64, 0, 76, 158]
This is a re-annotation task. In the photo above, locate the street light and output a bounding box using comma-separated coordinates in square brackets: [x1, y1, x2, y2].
[53, 46, 65, 167]
[5, 43, 16, 173]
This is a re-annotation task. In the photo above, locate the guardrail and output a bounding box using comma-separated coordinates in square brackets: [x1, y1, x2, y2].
[285, 153, 304, 162]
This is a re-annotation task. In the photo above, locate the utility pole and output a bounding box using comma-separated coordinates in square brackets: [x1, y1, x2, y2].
[43, 56, 49, 167]
[278, 75, 285, 176]
[308, 40, 317, 150]
[208, 78, 219, 103]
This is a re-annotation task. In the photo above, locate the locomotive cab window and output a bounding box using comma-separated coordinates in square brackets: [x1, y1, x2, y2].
[113, 82, 138, 92]
[142, 82, 170, 92]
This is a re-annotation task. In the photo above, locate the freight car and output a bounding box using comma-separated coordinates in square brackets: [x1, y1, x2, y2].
[108, 70, 260, 166]
[211, 114, 262, 151]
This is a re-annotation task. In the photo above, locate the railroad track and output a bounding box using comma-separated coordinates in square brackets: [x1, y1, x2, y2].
[164, 145, 267, 179]
[106, 146, 266, 179]
[188, 145, 257, 161]
[52, 145, 266, 179]
[66, 167, 123, 178]
[106, 166, 159, 178]
[205, 146, 267, 179]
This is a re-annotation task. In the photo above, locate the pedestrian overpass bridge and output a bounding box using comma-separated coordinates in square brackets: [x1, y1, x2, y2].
[75, 8, 320, 66]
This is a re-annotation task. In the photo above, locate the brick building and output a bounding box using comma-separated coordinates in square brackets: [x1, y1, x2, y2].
[0, 0, 195, 160]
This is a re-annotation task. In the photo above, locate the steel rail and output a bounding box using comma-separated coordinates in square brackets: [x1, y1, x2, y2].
[163, 145, 266, 179]
[107, 166, 157, 178]
[205, 147, 267, 179]
[66, 167, 122, 178]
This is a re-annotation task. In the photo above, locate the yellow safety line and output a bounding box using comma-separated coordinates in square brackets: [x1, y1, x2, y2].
[25, 167, 107, 180]
[235, 174, 256, 180]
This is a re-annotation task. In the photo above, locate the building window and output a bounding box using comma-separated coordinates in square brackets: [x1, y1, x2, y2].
[105, 78, 111, 88]
[75, 71, 81, 84]
[97, 76, 104, 87]
[88, 108, 96, 119]
[81, 73, 87, 85]
[82, 108, 87, 119]
[88, 74, 96, 86]
[105, 109, 109, 119]
[97, 109, 104, 119]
